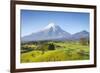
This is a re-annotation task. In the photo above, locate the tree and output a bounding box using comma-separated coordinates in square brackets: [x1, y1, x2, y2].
[36, 44, 48, 54]
[80, 37, 87, 45]
[48, 43, 55, 50]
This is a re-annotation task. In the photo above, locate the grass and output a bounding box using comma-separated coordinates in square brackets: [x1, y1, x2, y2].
[21, 41, 89, 63]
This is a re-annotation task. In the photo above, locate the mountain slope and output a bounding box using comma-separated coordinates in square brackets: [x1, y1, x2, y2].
[22, 23, 71, 42]
[70, 30, 89, 40]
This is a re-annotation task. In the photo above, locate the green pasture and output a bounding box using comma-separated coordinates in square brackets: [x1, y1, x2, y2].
[21, 41, 89, 63]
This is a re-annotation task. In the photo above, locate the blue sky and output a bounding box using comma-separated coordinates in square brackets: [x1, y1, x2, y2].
[21, 10, 90, 37]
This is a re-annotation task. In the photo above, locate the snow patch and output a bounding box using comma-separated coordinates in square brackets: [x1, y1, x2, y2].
[43, 22, 58, 31]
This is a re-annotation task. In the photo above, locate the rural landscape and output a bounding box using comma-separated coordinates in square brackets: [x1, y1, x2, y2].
[21, 23, 90, 63]
[21, 10, 90, 63]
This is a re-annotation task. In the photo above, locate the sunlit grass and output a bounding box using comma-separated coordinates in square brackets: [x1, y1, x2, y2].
[21, 41, 89, 63]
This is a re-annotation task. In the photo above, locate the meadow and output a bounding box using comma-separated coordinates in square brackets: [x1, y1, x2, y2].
[21, 40, 89, 63]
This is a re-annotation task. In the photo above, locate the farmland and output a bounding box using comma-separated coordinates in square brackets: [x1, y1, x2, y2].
[21, 40, 89, 63]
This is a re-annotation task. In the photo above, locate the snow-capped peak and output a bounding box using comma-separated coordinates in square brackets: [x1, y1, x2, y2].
[43, 22, 58, 30]
[47, 22, 56, 27]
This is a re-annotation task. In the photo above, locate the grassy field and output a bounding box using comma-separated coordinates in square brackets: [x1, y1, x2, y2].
[21, 41, 89, 63]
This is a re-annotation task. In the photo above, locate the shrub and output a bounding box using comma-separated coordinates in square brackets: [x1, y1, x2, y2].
[79, 37, 88, 45]
[48, 43, 55, 50]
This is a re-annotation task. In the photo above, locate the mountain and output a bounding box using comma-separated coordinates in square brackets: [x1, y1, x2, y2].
[22, 23, 89, 42]
[70, 30, 89, 40]
[22, 23, 71, 42]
